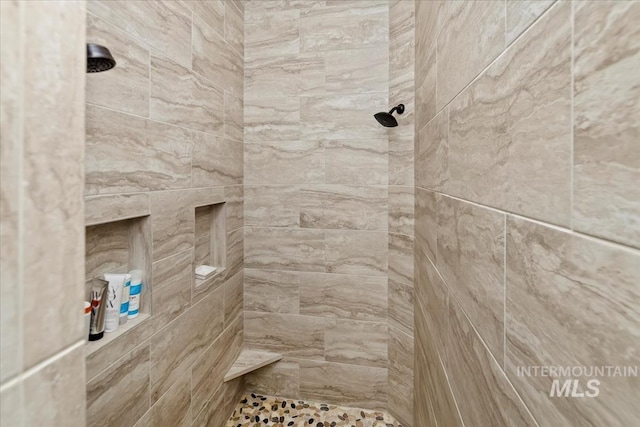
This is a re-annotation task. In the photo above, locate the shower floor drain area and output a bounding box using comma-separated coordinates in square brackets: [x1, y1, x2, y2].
[225, 393, 404, 427]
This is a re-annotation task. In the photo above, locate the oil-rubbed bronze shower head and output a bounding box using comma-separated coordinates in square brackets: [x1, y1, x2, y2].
[87, 43, 116, 73]
[374, 104, 405, 127]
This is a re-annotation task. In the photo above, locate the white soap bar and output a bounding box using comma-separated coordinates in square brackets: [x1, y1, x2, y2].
[195, 265, 217, 278]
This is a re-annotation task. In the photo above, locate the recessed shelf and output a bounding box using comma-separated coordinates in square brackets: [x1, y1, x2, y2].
[194, 202, 226, 287]
[224, 349, 283, 382]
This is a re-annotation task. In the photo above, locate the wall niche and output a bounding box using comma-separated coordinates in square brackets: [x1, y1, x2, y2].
[194, 202, 226, 287]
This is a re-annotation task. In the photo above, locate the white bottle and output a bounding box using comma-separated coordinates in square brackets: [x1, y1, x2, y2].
[103, 273, 126, 333]
[128, 270, 143, 319]
[119, 274, 131, 325]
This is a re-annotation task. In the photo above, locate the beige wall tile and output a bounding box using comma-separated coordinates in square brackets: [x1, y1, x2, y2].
[244, 269, 300, 314]
[245, 227, 325, 272]
[245, 140, 323, 184]
[245, 186, 300, 227]
[389, 232, 413, 287]
[300, 1, 388, 52]
[192, 132, 243, 187]
[436, 0, 505, 109]
[506, 0, 554, 45]
[389, 186, 414, 235]
[85, 193, 150, 227]
[415, 108, 447, 191]
[245, 98, 301, 142]
[88, 0, 192, 67]
[324, 230, 387, 276]
[389, 325, 414, 427]
[85, 219, 130, 282]
[245, 53, 325, 100]
[299, 272, 387, 322]
[183, 1, 224, 37]
[436, 195, 504, 365]
[0, 381, 21, 426]
[245, 359, 300, 398]
[448, 298, 537, 426]
[245, 9, 300, 60]
[447, 2, 571, 226]
[324, 139, 388, 185]
[224, 185, 244, 233]
[299, 360, 387, 410]
[151, 249, 192, 332]
[224, 91, 243, 142]
[224, 0, 244, 56]
[414, 0, 439, 130]
[86, 13, 149, 116]
[223, 271, 243, 326]
[134, 372, 191, 427]
[150, 190, 195, 261]
[506, 216, 640, 425]
[87, 344, 150, 427]
[300, 185, 388, 231]
[325, 318, 388, 368]
[415, 187, 436, 263]
[245, 312, 325, 359]
[389, 137, 414, 186]
[389, 279, 413, 336]
[325, 47, 388, 94]
[86, 105, 192, 195]
[573, 1, 640, 249]
[191, 13, 229, 90]
[414, 253, 447, 355]
[150, 54, 224, 134]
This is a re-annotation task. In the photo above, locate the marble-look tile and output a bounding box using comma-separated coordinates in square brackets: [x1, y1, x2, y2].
[221, 36, 244, 99]
[388, 279, 413, 336]
[414, 187, 436, 263]
[244, 97, 300, 143]
[85, 105, 192, 195]
[437, 0, 505, 109]
[447, 2, 571, 226]
[448, 298, 537, 426]
[88, 0, 191, 66]
[0, 380, 21, 426]
[415, 108, 447, 191]
[245, 53, 325, 100]
[86, 13, 149, 116]
[134, 372, 191, 427]
[245, 312, 325, 359]
[506, 216, 640, 426]
[245, 360, 300, 398]
[150, 288, 224, 402]
[192, 132, 243, 187]
[224, 0, 244, 56]
[389, 137, 414, 186]
[389, 232, 413, 287]
[21, 0, 86, 369]
[150, 54, 224, 134]
[224, 91, 243, 142]
[299, 360, 387, 410]
[324, 230, 387, 276]
[245, 227, 325, 272]
[506, 0, 554, 45]
[192, 382, 228, 427]
[87, 344, 150, 427]
[85, 219, 130, 282]
[573, 1, 640, 249]
[299, 272, 387, 322]
[244, 269, 300, 314]
[223, 271, 243, 326]
[325, 318, 388, 368]
[245, 9, 300, 60]
[225, 227, 244, 279]
[224, 185, 244, 233]
[325, 47, 388, 94]
[300, 94, 389, 140]
[0, 0, 21, 382]
[85, 193, 150, 227]
[183, 1, 224, 37]
[245, 186, 300, 227]
[191, 13, 231, 91]
[388, 325, 414, 427]
[389, 186, 414, 235]
[390, 0, 415, 43]
[300, 1, 388, 52]
[300, 185, 388, 231]
[151, 249, 192, 332]
[324, 139, 388, 186]
[414, 0, 438, 130]
[150, 189, 195, 261]
[414, 254, 447, 355]
[437, 195, 505, 364]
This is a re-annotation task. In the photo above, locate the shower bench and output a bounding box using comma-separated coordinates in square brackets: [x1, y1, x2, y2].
[223, 349, 283, 382]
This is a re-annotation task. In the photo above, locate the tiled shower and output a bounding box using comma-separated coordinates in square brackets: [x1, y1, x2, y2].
[0, 1, 638, 427]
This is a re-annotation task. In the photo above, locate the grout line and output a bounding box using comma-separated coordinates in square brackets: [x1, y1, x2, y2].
[570, 0, 575, 232]
[17, 0, 25, 391]
[503, 214, 507, 372]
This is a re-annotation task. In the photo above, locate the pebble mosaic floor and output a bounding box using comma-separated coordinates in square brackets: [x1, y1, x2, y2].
[225, 393, 404, 427]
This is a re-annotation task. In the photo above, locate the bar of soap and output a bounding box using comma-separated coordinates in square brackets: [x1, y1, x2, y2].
[195, 265, 217, 279]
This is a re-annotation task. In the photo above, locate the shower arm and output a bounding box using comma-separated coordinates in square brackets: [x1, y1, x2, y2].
[388, 104, 405, 115]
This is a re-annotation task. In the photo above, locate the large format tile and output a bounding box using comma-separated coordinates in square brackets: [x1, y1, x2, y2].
[325, 47, 388, 94]
[506, 0, 554, 45]
[573, 1, 640, 249]
[183, 1, 224, 37]
[150, 189, 195, 261]
[192, 13, 234, 92]
[448, 298, 537, 427]
[192, 133, 243, 187]
[245, 53, 324, 100]
[86, 13, 149, 116]
[437, 0, 505, 109]
[85, 106, 192, 195]
[415, 108, 447, 191]
[151, 249, 192, 332]
[245, 360, 300, 398]
[325, 318, 388, 368]
[245, 96, 300, 142]
[389, 137, 414, 186]
[324, 139, 388, 185]
[134, 372, 191, 427]
[414, 0, 438, 130]
[245, 186, 300, 227]
[506, 216, 640, 426]
[447, 2, 571, 226]
[299, 273, 387, 322]
[224, 0, 244, 56]
[414, 251, 447, 355]
[224, 92, 243, 142]
[388, 279, 413, 336]
[388, 325, 414, 427]
[88, 0, 192, 66]
[300, 185, 388, 231]
[324, 230, 387, 276]
[299, 360, 387, 410]
[389, 186, 414, 235]
[245, 312, 325, 359]
[388, 232, 413, 287]
[244, 269, 300, 314]
[245, 227, 325, 272]
[245, 9, 300, 60]
[245, 140, 323, 184]
[414, 187, 436, 263]
[150, 55, 224, 134]
[436, 195, 505, 364]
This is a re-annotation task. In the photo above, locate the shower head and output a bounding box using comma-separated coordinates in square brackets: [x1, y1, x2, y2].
[87, 43, 116, 73]
[374, 104, 405, 127]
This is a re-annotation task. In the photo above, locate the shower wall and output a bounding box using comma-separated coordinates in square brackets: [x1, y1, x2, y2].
[84, 1, 244, 426]
[1, 1, 86, 425]
[414, 1, 639, 426]
[242, 0, 391, 410]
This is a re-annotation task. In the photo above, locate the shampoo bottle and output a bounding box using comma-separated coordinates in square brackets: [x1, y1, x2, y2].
[103, 273, 126, 333]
